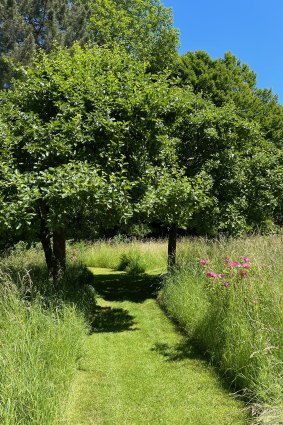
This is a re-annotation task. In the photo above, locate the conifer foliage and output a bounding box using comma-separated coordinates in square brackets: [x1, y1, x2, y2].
[0, 0, 91, 84]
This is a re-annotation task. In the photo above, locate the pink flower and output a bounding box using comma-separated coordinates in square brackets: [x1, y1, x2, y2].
[232, 261, 240, 267]
[225, 259, 232, 267]
[206, 271, 218, 278]
[242, 263, 249, 269]
[224, 282, 230, 288]
[238, 270, 248, 277]
[243, 257, 250, 263]
[200, 259, 209, 266]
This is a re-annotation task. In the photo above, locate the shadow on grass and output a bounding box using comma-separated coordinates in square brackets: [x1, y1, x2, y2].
[152, 340, 249, 399]
[152, 341, 206, 363]
[91, 305, 137, 333]
[89, 272, 162, 333]
[91, 273, 162, 303]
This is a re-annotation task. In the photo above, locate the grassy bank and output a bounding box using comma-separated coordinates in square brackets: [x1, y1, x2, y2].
[76, 239, 167, 273]
[159, 236, 283, 424]
[0, 245, 95, 425]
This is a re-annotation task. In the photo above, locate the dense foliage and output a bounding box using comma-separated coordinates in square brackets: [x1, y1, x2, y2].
[175, 50, 283, 147]
[0, 0, 283, 269]
[0, 43, 187, 275]
[1, 2, 282, 423]
[0, 0, 178, 85]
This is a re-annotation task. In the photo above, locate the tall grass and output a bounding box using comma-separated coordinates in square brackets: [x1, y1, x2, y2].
[76, 239, 167, 273]
[0, 244, 95, 425]
[3, 236, 282, 423]
[160, 236, 283, 424]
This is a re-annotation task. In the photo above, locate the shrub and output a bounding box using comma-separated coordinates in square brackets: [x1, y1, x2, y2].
[117, 250, 147, 274]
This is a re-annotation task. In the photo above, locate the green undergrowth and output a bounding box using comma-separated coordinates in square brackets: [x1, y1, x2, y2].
[0, 244, 96, 425]
[159, 236, 283, 424]
[2, 236, 283, 424]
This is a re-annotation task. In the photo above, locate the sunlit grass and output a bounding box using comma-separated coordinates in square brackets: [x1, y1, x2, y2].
[2, 235, 282, 424]
[74, 235, 283, 423]
[160, 236, 283, 424]
[0, 275, 88, 425]
[66, 269, 248, 425]
[0, 245, 95, 425]
[75, 239, 167, 273]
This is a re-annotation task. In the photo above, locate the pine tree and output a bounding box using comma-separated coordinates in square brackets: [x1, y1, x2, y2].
[0, 0, 91, 85]
[0, 0, 179, 86]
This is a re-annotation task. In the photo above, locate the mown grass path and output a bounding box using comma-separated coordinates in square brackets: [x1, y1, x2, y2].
[66, 268, 248, 425]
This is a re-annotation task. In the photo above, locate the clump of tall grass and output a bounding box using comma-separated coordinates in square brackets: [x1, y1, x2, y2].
[117, 250, 147, 274]
[160, 236, 283, 424]
[0, 242, 97, 319]
[0, 271, 88, 425]
[0, 243, 97, 425]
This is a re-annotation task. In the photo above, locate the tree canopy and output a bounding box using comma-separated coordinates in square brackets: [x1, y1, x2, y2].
[175, 50, 283, 147]
[0, 0, 91, 85]
[0, 0, 178, 86]
[0, 44, 185, 277]
[0, 2, 283, 274]
[89, 0, 179, 71]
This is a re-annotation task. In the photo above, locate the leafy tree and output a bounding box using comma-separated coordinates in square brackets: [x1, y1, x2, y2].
[0, 44, 184, 281]
[0, 0, 179, 86]
[175, 51, 283, 147]
[139, 167, 212, 268]
[171, 100, 280, 236]
[89, 0, 179, 72]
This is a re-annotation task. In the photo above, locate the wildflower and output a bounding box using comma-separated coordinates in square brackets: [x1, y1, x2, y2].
[206, 271, 218, 278]
[223, 282, 230, 288]
[243, 257, 250, 263]
[232, 261, 240, 267]
[225, 259, 232, 267]
[242, 263, 249, 269]
[200, 259, 209, 266]
[238, 270, 248, 277]
[218, 274, 225, 279]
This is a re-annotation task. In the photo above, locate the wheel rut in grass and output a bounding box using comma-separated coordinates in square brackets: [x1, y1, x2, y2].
[66, 268, 248, 425]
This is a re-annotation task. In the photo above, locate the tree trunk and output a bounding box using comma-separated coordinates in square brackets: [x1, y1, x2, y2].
[38, 202, 67, 286]
[39, 205, 54, 277]
[52, 227, 66, 283]
[167, 225, 177, 271]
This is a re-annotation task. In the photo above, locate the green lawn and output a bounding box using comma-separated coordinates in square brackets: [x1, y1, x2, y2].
[66, 268, 248, 425]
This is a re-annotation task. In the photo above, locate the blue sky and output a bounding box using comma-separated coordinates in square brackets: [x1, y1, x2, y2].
[162, 0, 283, 104]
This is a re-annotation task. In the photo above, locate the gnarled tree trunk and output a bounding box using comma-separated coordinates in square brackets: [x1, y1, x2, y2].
[39, 203, 54, 277]
[38, 202, 66, 287]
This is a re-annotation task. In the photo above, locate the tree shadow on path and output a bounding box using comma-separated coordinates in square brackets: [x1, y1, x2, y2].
[152, 341, 206, 363]
[152, 340, 247, 397]
[92, 273, 162, 303]
[91, 305, 138, 333]
[90, 272, 162, 333]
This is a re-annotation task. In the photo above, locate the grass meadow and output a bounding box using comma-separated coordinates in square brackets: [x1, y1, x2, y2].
[0, 244, 95, 425]
[0, 235, 282, 424]
[75, 236, 283, 423]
